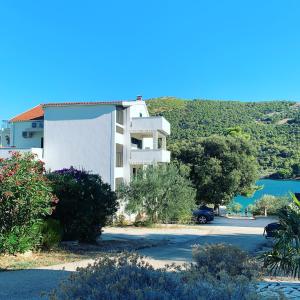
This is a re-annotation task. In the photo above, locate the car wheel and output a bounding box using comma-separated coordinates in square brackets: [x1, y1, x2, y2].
[197, 215, 208, 224]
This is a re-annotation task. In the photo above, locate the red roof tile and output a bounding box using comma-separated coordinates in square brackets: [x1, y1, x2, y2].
[10, 105, 44, 122]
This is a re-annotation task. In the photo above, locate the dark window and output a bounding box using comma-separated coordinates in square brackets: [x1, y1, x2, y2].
[116, 106, 124, 125]
[131, 137, 142, 149]
[32, 122, 37, 128]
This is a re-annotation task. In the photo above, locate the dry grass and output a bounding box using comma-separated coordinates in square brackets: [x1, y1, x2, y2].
[0, 250, 92, 271]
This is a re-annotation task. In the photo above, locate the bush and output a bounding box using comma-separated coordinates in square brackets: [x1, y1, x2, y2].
[192, 243, 260, 280]
[0, 152, 56, 254]
[47, 167, 118, 242]
[40, 219, 63, 250]
[49, 253, 262, 300]
[250, 195, 290, 216]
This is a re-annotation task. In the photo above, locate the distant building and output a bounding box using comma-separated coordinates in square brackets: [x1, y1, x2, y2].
[1, 97, 171, 190]
[0, 121, 11, 147]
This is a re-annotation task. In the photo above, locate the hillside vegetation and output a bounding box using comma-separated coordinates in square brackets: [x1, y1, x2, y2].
[147, 97, 300, 179]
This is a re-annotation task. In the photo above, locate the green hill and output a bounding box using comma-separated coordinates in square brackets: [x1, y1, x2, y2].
[147, 97, 300, 179]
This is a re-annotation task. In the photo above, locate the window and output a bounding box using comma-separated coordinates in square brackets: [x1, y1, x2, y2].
[131, 137, 142, 149]
[32, 122, 37, 128]
[115, 177, 124, 189]
[116, 106, 124, 125]
[116, 125, 124, 134]
[116, 144, 123, 167]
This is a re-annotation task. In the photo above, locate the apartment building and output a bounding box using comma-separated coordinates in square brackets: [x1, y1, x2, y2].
[1, 97, 171, 190]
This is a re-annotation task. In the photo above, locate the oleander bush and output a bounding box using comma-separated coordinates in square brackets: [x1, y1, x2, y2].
[49, 253, 262, 300]
[47, 167, 118, 242]
[0, 152, 56, 254]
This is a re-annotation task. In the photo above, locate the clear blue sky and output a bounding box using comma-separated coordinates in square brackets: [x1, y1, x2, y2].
[1, 0, 300, 120]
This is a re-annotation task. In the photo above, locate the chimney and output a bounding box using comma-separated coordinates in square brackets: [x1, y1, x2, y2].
[136, 95, 142, 101]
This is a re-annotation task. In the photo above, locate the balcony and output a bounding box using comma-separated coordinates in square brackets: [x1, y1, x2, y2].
[130, 149, 170, 165]
[130, 116, 170, 136]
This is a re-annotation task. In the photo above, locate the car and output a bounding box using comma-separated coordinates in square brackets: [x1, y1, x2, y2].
[263, 222, 282, 238]
[192, 206, 214, 224]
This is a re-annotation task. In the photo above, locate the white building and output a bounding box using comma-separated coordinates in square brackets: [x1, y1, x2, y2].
[1, 97, 171, 190]
[0, 121, 11, 148]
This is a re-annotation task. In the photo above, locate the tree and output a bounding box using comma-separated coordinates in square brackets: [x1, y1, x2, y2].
[118, 163, 196, 223]
[263, 193, 300, 278]
[47, 168, 118, 242]
[175, 135, 259, 207]
[251, 194, 290, 216]
[0, 152, 55, 254]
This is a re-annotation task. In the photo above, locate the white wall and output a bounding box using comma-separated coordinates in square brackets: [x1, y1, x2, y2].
[11, 121, 43, 148]
[44, 105, 115, 187]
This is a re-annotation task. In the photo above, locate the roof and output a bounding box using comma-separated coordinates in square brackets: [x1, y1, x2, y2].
[10, 100, 142, 122]
[10, 105, 44, 122]
[42, 101, 125, 108]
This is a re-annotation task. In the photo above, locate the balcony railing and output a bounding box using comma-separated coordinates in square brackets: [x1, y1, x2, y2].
[130, 149, 170, 164]
[130, 117, 170, 135]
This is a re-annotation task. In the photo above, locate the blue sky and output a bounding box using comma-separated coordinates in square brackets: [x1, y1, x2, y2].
[1, 0, 300, 120]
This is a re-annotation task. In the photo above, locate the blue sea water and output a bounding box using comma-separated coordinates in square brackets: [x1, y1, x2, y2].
[234, 179, 300, 209]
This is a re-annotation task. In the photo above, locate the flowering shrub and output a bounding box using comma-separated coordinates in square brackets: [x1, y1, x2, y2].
[47, 167, 118, 242]
[0, 152, 56, 254]
[49, 253, 262, 300]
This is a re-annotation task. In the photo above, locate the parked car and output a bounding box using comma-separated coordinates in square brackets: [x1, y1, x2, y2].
[193, 206, 214, 224]
[263, 222, 282, 238]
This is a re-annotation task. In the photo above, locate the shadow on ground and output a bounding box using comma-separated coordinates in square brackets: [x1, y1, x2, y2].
[0, 269, 72, 300]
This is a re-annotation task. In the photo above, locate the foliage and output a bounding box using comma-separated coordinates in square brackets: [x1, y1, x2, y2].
[0, 152, 55, 254]
[192, 243, 260, 280]
[263, 193, 300, 278]
[49, 252, 262, 300]
[147, 97, 300, 179]
[249, 194, 290, 216]
[174, 135, 259, 206]
[40, 219, 63, 250]
[113, 214, 130, 227]
[118, 163, 196, 223]
[47, 167, 118, 242]
[227, 201, 243, 214]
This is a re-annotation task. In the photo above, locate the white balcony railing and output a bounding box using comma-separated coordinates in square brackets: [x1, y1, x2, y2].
[130, 149, 170, 165]
[130, 117, 170, 135]
[0, 148, 44, 161]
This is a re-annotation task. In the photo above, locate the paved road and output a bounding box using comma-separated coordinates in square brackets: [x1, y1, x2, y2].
[0, 217, 277, 299]
[103, 217, 277, 264]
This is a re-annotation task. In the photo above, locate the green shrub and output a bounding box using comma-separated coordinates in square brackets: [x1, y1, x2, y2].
[49, 253, 262, 300]
[250, 195, 290, 216]
[40, 219, 63, 250]
[192, 243, 260, 280]
[0, 152, 55, 254]
[113, 214, 129, 227]
[47, 168, 118, 242]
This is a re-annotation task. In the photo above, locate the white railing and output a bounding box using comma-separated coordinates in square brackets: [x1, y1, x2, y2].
[130, 149, 170, 164]
[0, 148, 44, 160]
[130, 116, 170, 135]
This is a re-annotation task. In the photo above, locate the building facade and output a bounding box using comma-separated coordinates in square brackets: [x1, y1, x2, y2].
[0, 98, 171, 190]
